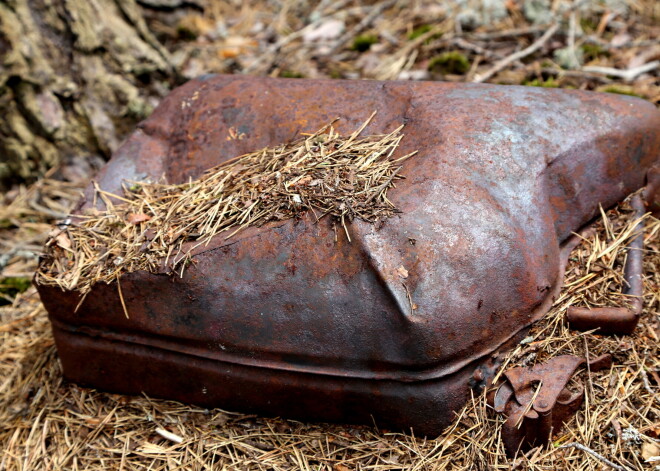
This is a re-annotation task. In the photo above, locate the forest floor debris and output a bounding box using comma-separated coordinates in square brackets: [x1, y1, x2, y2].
[159, 0, 658, 104]
[0, 0, 659, 468]
[1, 176, 658, 470]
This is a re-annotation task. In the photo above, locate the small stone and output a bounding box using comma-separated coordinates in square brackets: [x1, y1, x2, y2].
[397, 70, 430, 81]
[303, 19, 345, 43]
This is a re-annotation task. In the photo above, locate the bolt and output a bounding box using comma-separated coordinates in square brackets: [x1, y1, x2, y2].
[473, 369, 484, 381]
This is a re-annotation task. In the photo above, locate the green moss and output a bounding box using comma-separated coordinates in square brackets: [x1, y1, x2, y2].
[0, 218, 14, 229]
[0, 276, 31, 304]
[351, 35, 378, 52]
[280, 70, 305, 78]
[408, 25, 442, 43]
[176, 25, 198, 41]
[523, 77, 559, 88]
[600, 86, 643, 98]
[408, 24, 431, 40]
[581, 43, 609, 61]
[428, 52, 470, 75]
[580, 17, 598, 33]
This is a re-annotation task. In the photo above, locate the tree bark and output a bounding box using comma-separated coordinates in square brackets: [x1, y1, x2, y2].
[0, 0, 174, 189]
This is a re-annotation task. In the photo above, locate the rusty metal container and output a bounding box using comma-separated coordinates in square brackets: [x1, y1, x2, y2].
[37, 76, 660, 435]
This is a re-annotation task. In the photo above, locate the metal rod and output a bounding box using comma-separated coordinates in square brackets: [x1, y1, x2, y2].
[566, 194, 646, 335]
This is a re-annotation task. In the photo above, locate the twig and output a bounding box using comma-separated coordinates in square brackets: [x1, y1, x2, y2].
[116, 276, 129, 319]
[470, 25, 547, 41]
[558, 442, 628, 470]
[308, 0, 351, 21]
[582, 37, 660, 50]
[640, 361, 659, 404]
[581, 61, 659, 82]
[244, 3, 355, 74]
[567, 9, 580, 68]
[155, 427, 183, 444]
[540, 67, 612, 83]
[244, 27, 311, 73]
[326, 0, 398, 55]
[449, 38, 508, 60]
[473, 23, 560, 83]
[375, 24, 448, 80]
[511, 446, 542, 470]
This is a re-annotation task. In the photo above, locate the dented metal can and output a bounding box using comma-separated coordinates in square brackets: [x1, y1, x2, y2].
[37, 76, 660, 435]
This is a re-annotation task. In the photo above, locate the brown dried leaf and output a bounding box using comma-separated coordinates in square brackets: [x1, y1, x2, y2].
[52, 231, 71, 250]
[642, 442, 660, 461]
[127, 213, 152, 225]
[293, 176, 313, 187]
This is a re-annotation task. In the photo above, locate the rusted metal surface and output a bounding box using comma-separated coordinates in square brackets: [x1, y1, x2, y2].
[643, 165, 660, 216]
[566, 194, 646, 335]
[491, 354, 613, 456]
[37, 76, 660, 435]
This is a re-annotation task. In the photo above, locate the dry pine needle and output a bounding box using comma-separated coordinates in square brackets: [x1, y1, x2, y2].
[36, 115, 416, 294]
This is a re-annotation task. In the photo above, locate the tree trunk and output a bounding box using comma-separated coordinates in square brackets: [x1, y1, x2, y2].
[0, 0, 175, 189]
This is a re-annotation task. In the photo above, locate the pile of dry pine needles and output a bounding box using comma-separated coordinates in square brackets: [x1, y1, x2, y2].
[36, 116, 415, 295]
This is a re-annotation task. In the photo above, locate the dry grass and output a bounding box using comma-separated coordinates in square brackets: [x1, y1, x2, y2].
[35, 116, 414, 296]
[1, 176, 659, 470]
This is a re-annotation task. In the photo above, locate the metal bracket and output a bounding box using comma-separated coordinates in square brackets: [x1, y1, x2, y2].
[490, 354, 612, 456]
